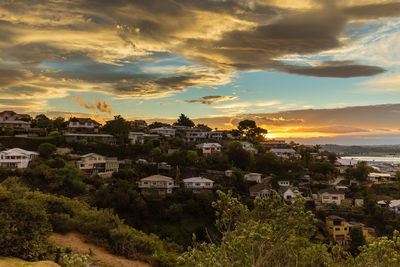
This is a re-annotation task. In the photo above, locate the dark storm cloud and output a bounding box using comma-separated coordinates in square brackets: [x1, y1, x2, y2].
[343, 2, 400, 19]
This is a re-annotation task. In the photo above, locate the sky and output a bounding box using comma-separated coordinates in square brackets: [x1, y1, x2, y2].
[1, 0, 400, 145]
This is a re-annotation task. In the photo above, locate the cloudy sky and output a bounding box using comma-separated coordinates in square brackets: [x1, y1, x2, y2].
[1, 0, 400, 144]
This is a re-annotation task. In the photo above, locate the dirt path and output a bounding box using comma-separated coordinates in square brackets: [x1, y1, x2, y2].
[50, 232, 151, 267]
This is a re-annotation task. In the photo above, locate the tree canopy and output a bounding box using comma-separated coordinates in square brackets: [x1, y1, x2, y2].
[174, 114, 195, 127]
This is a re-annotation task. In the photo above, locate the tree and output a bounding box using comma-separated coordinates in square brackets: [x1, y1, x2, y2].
[349, 226, 366, 255]
[33, 114, 52, 129]
[52, 116, 67, 131]
[196, 124, 211, 132]
[237, 120, 267, 139]
[38, 143, 57, 158]
[179, 191, 335, 266]
[345, 161, 373, 182]
[0, 186, 52, 260]
[102, 115, 131, 143]
[148, 121, 170, 129]
[174, 114, 195, 127]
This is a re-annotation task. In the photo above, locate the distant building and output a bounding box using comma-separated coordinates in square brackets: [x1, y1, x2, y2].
[183, 177, 214, 192]
[278, 180, 290, 187]
[269, 148, 296, 158]
[326, 215, 374, 246]
[0, 148, 38, 169]
[244, 173, 262, 183]
[130, 120, 147, 129]
[378, 200, 400, 214]
[260, 139, 287, 148]
[318, 189, 345, 205]
[207, 131, 223, 140]
[368, 172, 392, 182]
[67, 118, 101, 133]
[64, 133, 116, 144]
[336, 158, 359, 166]
[279, 186, 301, 201]
[76, 153, 119, 175]
[240, 141, 258, 154]
[128, 132, 145, 144]
[185, 128, 209, 142]
[138, 175, 176, 197]
[150, 127, 175, 137]
[0, 110, 31, 130]
[196, 143, 222, 156]
[225, 169, 234, 177]
[249, 183, 271, 198]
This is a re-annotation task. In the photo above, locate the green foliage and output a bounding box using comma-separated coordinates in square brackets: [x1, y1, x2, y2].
[0, 178, 179, 266]
[345, 161, 373, 182]
[349, 226, 366, 255]
[174, 114, 195, 127]
[0, 184, 52, 261]
[102, 115, 131, 144]
[38, 143, 57, 158]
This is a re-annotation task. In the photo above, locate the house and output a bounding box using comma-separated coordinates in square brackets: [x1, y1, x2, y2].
[260, 139, 287, 148]
[279, 186, 301, 201]
[76, 153, 119, 175]
[378, 200, 400, 214]
[158, 162, 172, 170]
[0, 148, 38, 169]
[244, 173, 262, 183]
[249, 183, 271, 198]
[67, 118, 101, 133]
[225, 169, 234, 177]
[130, 120, 147, 129]
[368, 172, 392, 182]
[196, 143, 222, 155]
[326, 215, 374, 246]
[138, 175, 176, 197]
[278, 180, 290, 187]
[128, 132, 145, 144]
[0, 110, 31, 129]
[354, 199, 364, 207]
[150, 127, 175, 137]
[64, 133, 116, 144]
[269, 148, 296, 158]
[183, 177, 214, 192]
[185, 128, 209, 142]
[240, 141, 258, 154]
[207, 131, 223, 140]
[318, 189, 345, 205]
[335, 185, 348, 191]
[336, 158, 359, 166]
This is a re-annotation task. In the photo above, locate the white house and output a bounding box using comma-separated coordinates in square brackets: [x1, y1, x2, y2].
[185, 128, 209, 142]
[240, 141, 258, 154]
[150, 127, 175, 137]
[0, 148, 38, 169]
[196, 143, 222, 155]
[336, 158, 359, 166]
[225, 169, 234, 177]
[270, 148, 296, 158]
[76, 153, 119, 175]
[207, 131, 223, 140]
[368, 173, 392, 182]
[318, 189, 345, 205]
[249, 183, 271, 198]
[279, 187, 301, 201]
[128, 132, 145, 144]
[0, 110, 31, 129]
[138, 175, 176, 197]
[378, 200, 400, 214]
[244, 173, 262, 183]
[278, 180, 290, 187]
[68, 118, 101, 133]
[183, 177, 214, 192]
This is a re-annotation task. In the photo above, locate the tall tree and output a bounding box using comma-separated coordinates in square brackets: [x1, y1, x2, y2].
[174, 114, 195, 127]
[237, 119, 267, 139]
[102, 115, 131, 143]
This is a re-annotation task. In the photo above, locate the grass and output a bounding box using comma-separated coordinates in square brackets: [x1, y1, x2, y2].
[0, 257, 60, 267]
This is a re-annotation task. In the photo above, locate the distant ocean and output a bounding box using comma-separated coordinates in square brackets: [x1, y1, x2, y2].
[341, 156, 400, 164]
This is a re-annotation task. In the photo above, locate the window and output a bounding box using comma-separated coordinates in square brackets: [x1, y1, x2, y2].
[335, 228, 340, 231]
[332, 196, 338, 200]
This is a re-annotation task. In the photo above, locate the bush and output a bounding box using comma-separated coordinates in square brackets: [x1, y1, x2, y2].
[38, 143, 57, 158]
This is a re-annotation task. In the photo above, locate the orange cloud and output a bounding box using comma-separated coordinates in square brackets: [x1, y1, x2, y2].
[67, 95, 112, 114]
